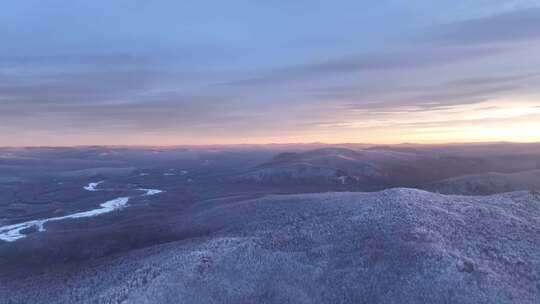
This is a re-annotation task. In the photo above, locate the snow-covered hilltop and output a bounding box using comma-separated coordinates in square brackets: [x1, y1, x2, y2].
[3, 188, 540, 303]
[425, 169, 540, 195]
[236, 147, 421, 186]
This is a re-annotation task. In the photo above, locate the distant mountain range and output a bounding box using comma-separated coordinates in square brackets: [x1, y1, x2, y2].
[237, 147, 540, 192]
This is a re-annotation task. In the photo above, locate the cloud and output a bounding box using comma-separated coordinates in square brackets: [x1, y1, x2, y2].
[307, 109, 540, 134]
[320, 72, 540, 112]
[225, 8, 540, 88]
[420, 7, 540, 45]
[2, 3, 540, 145]
[396, 112, 540, 129]
[346, 84, 516, 112]
[0, 70, 163, 107]
[0, 55, 241, 135]
[224, 46, 505, 87]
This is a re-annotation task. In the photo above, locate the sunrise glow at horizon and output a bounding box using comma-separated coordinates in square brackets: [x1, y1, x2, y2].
[2, 1, 540, 146]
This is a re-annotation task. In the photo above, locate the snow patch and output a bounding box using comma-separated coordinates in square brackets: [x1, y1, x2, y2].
[84, 181, 104, 191]
[138, 188, 164, 196]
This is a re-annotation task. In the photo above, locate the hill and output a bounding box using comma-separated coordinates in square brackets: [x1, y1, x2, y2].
[2, 189, 540, 303]
[237, 146, 540, 191]
[425, 169, 540, 195]
[236, 148, 425, 188]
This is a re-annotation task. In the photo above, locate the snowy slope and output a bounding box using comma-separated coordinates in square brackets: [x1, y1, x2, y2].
[3, 188, 540, 303]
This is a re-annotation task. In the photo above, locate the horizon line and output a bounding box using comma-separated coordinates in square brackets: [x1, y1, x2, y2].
[1, 140, 539, 149]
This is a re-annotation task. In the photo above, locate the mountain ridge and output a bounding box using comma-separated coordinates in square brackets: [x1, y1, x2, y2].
[3, 188, 540, 303]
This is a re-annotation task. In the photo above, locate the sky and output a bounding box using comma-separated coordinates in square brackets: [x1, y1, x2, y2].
[1, 0, 540, 146]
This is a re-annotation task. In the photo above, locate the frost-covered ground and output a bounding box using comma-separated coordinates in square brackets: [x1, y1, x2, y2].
[2, 188, 540, 303]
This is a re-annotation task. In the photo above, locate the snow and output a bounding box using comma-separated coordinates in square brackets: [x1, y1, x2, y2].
[0, 197, 129, 242]
[9, 189, 540, 303]
[138, 188, 164, 196]
[1, 180, 164, 242]
[83, 181, 104, 191]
